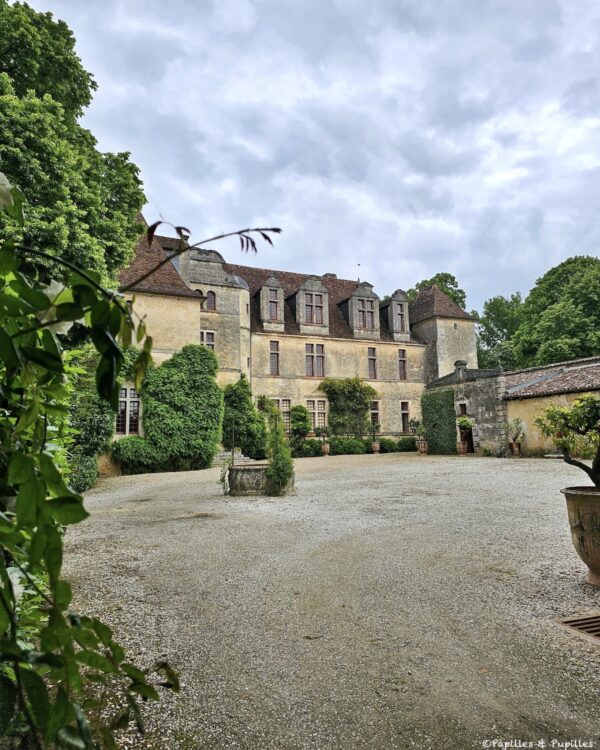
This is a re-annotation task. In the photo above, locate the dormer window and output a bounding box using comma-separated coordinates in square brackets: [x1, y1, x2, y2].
[268, 289, 279, 321]
[358, 298, 375, 329]
[305, 292, 323, 324]
[397, 303, 406, 331]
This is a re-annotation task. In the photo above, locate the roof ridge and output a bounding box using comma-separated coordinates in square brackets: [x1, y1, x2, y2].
[223, 261, 360, 287]
[504, 354, 600, 376]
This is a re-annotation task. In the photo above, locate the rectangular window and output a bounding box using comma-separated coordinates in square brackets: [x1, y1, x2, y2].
[315, 294, 323, 324]
[269, 340, 279, 375]
[397, 303, 406, 331]
[370, 400, 380, 428]
[200, 331, 215, 350]
[368, 347, 377, 379]
[358, 298, 375, 329]
[271, 398, 291, 430]
[268, 288, 278, 321]
[116, 386, 140, 436]
[305, 292, 313, 323]
[305, 343, 325, 377]
[307, 399, 327, 428]
[398, 349, 407, 380]
[401, 401, 410, 434]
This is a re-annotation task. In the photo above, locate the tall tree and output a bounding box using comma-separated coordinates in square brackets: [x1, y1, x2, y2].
[0, 1, 144, 285]
[475, 293, 523, 369]
[512, 256, 600, 367]
[407, 272, 467, 309]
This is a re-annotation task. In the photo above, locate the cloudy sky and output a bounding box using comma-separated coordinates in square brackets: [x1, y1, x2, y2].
[29, 0, 600, 309]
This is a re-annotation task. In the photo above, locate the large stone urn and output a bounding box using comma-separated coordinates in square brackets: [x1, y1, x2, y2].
[561, 487, 600, 585]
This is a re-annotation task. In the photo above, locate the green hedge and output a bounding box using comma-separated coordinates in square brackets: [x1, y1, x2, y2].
[291, 438, 322, 457]
[329, 437, 367, 455]
[111, 436, 162, 475]
[421, 389, 457, 455]
[222, 374, 267, 459]
[397, 436, 417, 452]
[290, 435, 417, 457]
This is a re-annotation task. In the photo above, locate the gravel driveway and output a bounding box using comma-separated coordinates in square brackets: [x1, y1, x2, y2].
[66, 454, 600, 749]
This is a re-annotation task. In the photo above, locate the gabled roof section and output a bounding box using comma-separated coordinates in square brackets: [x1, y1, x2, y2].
[409, 285, 473, 324]
[118, 233, 200, 299]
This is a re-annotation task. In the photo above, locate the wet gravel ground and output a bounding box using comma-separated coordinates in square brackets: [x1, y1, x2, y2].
[65, 454, 600, 749]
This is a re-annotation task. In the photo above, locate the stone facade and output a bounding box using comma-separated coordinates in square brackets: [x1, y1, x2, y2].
[119, 233, 480, 436]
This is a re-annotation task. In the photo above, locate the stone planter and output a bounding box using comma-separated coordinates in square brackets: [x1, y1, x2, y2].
[561, 486, 600, 586]
[228, 464, 294, 497]
[508, 441, 521, 456]
[321, 442, 330, 456]
[416, 438, 428, 455]
[371, 441, 380, 454]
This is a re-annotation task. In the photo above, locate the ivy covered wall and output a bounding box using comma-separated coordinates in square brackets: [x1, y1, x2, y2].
[421, 389, 457, 455]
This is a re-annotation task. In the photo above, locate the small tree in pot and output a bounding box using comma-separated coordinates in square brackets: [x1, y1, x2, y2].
[456, 415, 474, 454]
[536, 394, 600, 585]
[370, 423, 381, 454]
[503, 417, 525, 456]
[315, 426, 331, 455]
[409, 418, 428, 455]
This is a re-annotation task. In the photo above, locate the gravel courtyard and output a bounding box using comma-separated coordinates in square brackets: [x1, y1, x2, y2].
[66, 455, 600, 749]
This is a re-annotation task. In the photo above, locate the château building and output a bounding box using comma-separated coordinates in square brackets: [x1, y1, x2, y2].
[116, 229, 478, 437]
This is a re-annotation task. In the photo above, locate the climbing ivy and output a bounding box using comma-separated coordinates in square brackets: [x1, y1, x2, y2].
[421, 389, 457, 455]
[318, 377, 377, 437]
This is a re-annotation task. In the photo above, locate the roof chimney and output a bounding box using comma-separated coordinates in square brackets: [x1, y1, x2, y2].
[454, 360, 468, 380]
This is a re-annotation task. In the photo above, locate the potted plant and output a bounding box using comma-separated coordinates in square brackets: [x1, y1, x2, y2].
[504, 417, 525, 456]
[409, 418, 428, 455]
[315, 426, 330, 456]
[456, 415, 474, 454]
[370, 423, 381, 454]
[536, 395, 600, 585]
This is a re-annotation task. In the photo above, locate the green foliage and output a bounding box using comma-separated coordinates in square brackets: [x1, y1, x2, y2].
[407, 272, 467, 309]
[329, 437, 367, 455]
[397, 436, 417, 451]
[290, 404, 312, 440]
[265, 412, 294, 495]
[379, 437, 399, 453]
[0, 174, 176, 746]
[503, 417, 524, 443]
[318, 377, 377, 437]
[290, 438, 322, 458]
[0, 2, 145, 285]
[68, 453, 99, 493]
[475, 293, 523, 369]
[114, 346, 224, 474]
[421, 390, 457, 455]
[222, 375, 266, 460]
[535, 394, 600, 486]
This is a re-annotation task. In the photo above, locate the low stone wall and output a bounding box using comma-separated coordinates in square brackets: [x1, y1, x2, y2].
[228, 464, 294, 496]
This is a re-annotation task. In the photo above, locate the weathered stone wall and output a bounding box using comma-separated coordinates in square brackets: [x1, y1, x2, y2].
[251, 333, 426, 434]
[507, 390, 600, 453]
[412, 317, 478, 382]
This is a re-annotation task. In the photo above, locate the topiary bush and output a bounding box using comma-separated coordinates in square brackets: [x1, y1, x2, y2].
[329, 437, 367, 455]
[290, 404, 312, 440]
[68, 453, 100, 493]
[421, 390, 457, 455]
[379, 437, 399, 453]
[265, 412, 295, 495]
[112, 345, 224, 474]
[397, 436, 417, 451]
[222, 374, 267, 459]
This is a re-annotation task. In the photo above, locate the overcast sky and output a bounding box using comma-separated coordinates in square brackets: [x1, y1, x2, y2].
[29, 0, 600, 309]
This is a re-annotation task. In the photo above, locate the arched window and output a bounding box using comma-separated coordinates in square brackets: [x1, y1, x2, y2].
[204, 291, 216, 311]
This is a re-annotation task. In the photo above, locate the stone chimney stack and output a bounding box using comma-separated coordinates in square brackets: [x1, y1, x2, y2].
[454, 360, 468, 380]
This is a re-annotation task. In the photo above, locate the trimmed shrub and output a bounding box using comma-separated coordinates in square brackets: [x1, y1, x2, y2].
[222, 374, 267, 459]
[68, 452, 99, 493]
[379, 437, 400, 453]
[397, 436, 417, 451]
[318, 377, 377, 436]
[291, 438, 322, 458]
[421, 390, 457, 455]
[111, 436, 162, 475]
[290, 405, 312, 440]
[329, 437, 367, 455]
[265, 412, 294, 495]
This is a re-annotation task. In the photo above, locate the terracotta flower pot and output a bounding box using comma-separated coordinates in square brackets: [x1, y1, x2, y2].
[321, 443, 330, 456]
[508, 442, 521, 456]
[371, 441, 380, 454]
[561, 486, 600, 586]
[417, 438, 428, 455]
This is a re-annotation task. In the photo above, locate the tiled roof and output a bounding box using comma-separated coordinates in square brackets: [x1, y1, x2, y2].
[118, 233, 200, 299]
[505, 356, 600, 399]
[222, 263, 398, 341]
[409, 285, 473, 324]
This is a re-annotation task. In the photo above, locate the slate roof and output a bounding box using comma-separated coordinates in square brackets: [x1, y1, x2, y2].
[223, 263, 396, 341]
[409, 285, 473, 324]
[504, 356, 600, 400]
[118, 233, 201, 299]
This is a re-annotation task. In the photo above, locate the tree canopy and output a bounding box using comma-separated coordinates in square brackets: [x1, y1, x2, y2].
[0, 1, 144, 285]
[407, 272, 467, 309]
